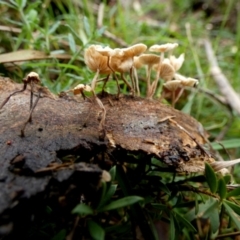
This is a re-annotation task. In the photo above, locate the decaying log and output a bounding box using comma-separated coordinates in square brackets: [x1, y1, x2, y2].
[0, 77, 215, 234]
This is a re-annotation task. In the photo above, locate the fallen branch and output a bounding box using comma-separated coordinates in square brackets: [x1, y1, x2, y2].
[203, 38, 240, 115]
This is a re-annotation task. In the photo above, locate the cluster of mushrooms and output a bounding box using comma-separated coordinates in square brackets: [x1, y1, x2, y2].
[73, 42, 198, 101]
[0, 43, 198, 139]
[71, 43, 198, 138]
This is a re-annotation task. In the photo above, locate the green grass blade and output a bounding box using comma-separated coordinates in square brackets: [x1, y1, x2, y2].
[223, 201, 240, 230]
[87, 220, 105, 240]
[205, 163, 218, 193]
[211, 139, 240, 150]
[71, 203, 94, 216]
[218, 178, 227, 200]
[227, 187, 240, 198]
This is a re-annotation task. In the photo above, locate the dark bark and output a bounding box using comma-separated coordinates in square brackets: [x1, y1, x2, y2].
[0, 77, 214, 236]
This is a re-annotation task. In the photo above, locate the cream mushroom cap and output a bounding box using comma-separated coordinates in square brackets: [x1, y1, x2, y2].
[27, 71, 40, 84]
[96, 46, 124, 58]
[174, 73, 187, 81]
[122, 43, 147, 57]
[163, 80, 182, 91]
[160, 63, 175, 81]
[133, 56, 143, 69]
[84, 45, 112, 74]
[94, 45, 114, 56]
[181, 78, 199, 87]
[137, 54, 160, 66]
[73, 84, 92, 95]
[149, 43, 179, 53]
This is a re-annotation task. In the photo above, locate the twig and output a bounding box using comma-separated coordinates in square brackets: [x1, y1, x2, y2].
[203, 38, 240, 115]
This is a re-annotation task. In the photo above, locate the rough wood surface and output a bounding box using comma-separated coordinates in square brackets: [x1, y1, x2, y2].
[0, 77, 215, 231]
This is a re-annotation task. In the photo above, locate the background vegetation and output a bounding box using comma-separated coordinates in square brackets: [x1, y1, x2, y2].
[0, 0, 240, 239]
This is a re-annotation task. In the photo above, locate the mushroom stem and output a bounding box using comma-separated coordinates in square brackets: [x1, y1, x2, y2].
[94, 96, 106, 140]
[101, 74, 111, 94]
[21, 89, 41, 137]
[146, 65, 153, 97]
[0, 82, 28, 109]
[172, 90, 176, 108]
[173, 87, 185, 106]
[133, 67, 140, 96]
[148, 52, 164, 98]
[107, 56, 121, 98]
[91, 69, 100, 91]
[29, 80, 35, 122]
[129, 67, 136, 97]
[121, 73, 134, 96]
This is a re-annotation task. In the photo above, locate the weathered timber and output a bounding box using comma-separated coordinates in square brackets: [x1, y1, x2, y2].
[0, 77, 215, 235]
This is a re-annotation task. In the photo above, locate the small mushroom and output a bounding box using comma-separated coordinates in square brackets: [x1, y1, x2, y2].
[148, 43, 178, 98]
[97, 43, 147, 96]
[84, 45, 112, 75]
[163, 76, 199, 107]
[159, 60, 175, 81]
[137, 54, 160, 96]
[149, 60, 175, 98]
[0, 72, 43, 137]
[122, 43, 147, 58]
[69, 83, 107, 140]
[133, 56, 143, 69]
[163, 80, 182, 91]
[149, 43, 179, 53]
[163, 80, 182, 107]
[72, 84, 92, 97]
[180, 77, 199, 87]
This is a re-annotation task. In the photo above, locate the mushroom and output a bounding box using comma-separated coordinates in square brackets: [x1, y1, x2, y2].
[0, 72, 42, 137]
[70, 83, 107, 140]
[148, 43, 179, 98]
[163, 80, 182, 91]
[163, 76, 199, 107]
[72, 84, 92, 98]
[136, 53, 160, 96]
[97, 43, 147, 97]
[149, 59, 175, 98]
[84, 45, 112, 74]
[159, 60, 175, 81]
[84, 45, 112, 91]
[163, 80, 182, 107]
[180, 77, 199, 87]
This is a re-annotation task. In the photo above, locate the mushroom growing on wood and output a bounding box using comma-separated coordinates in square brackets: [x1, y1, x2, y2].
[97, 43, 147, 97]
[163, 77, 199, 107]
[135, 53, 160, 96]
[148, 43, 179, 98]
[0, 72, 43, 137]
[70, 84, 106, 140]
[84, 45, 112, 91]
